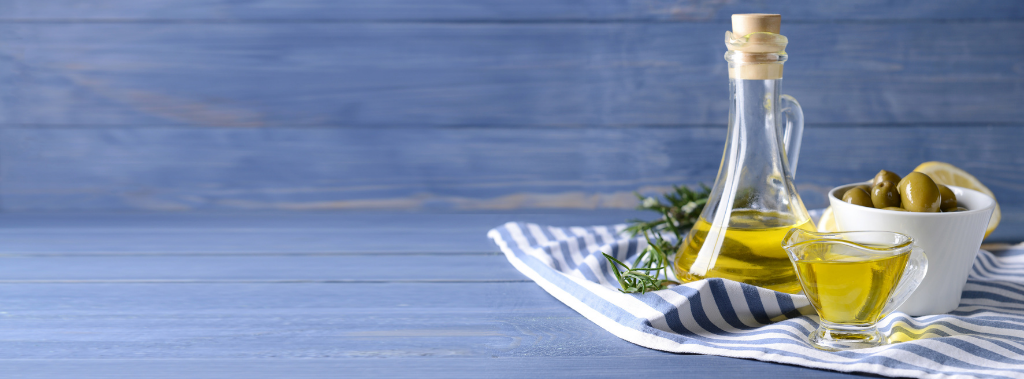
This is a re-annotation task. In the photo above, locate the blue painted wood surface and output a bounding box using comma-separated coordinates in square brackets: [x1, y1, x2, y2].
[1, 0, 1021, 21]
[0, 211, 647, 253]
[0, 357, 862, 379]
[2, 126, 1021, 241]
[2, 22, 1021, 126]
[0, 212, 871, 378]
[0, 1, 1018, 377]
[0, 0, 1022, 241]
[0, 254, 522, 281]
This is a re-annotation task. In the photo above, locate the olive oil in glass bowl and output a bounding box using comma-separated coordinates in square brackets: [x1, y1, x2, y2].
[783, 230, 928, 351]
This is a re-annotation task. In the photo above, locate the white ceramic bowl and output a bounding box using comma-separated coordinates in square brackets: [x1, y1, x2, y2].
[828, 183, 995, 316]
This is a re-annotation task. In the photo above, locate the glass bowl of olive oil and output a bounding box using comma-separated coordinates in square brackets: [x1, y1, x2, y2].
[782, 230, 928, 351]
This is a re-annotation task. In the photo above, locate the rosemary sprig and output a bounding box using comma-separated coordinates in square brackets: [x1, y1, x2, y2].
[624, 184, 710, 241]
[605, 184, 710, 294]
[603, 231, 678, 293]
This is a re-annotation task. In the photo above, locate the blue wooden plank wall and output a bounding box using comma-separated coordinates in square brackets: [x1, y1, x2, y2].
[0, 1, 1022, 238]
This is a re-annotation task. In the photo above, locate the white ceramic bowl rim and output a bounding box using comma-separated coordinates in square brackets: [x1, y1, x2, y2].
[828, 182, 995, 217]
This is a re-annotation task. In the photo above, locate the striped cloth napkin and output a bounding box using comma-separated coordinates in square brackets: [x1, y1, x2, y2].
[488, 217, 1024, 379]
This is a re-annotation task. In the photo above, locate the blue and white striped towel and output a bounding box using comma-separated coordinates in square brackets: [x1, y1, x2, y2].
[488, 218, 1024, 379]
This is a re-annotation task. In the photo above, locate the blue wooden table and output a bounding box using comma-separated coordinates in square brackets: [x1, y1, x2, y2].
[1, 0, 1022, 377]
[0, 210, 891, 378]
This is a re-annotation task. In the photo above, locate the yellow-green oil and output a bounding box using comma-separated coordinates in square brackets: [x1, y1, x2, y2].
[794, 249, 910, 325]
[674, 210, 815, 294]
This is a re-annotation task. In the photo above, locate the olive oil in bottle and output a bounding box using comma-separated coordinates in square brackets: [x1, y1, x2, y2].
[793, 248, 910, 325]
[674, 210, 815, 294]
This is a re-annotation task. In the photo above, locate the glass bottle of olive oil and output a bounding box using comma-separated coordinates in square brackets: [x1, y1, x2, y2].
[673, 14, 813, 294]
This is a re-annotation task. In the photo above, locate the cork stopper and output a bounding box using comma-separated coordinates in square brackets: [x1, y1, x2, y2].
[726, 14, 787, 80]
[731, 14, 780, 37]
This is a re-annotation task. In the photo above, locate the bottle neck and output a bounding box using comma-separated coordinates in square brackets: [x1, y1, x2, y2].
[726, 51, 787, 80]
[728, 79, 784, 170]
[725, 78, 785, 184]
[724, 31, 788, 80]
[698, 77, 799, 221]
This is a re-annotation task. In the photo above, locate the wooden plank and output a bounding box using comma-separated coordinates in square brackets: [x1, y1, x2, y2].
[0, 211, 646, 229]
[0, 254, 527, 281]
[1, 22, 1021, 127]
[0, 282, 636, 359]
[0, 211, 647, 254]
[0, 127, 726, 211]
[0, 0, 1019, 22]
[0, 223, 504, 254]
[0, 282, 867, 378]
[0, 357, 866, 379]
[1, 126, 1020, 241]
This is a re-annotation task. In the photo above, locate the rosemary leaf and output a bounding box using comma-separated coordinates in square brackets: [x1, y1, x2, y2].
[604, 184, 709, 294]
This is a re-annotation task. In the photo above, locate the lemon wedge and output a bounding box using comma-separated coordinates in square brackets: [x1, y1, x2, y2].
[913, 161, 1000, 239]
[817, 206, 838, 233]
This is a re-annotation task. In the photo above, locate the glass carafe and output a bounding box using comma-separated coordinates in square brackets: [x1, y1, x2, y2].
[673, 14, 813, 293]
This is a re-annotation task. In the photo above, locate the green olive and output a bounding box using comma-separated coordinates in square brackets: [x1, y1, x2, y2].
[855, 184, 872, 194]
[870, 181, 901, 209]
[842, 187, 873, 208]
[936, 184, 957, 212]
[882, 207, 908, 212]
[897, 172, 941, 212]
[873, 170, 902, 187]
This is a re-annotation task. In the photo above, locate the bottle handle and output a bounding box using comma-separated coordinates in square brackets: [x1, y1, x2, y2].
[779, 94, 804, 179]
[880, 247, 929, 318]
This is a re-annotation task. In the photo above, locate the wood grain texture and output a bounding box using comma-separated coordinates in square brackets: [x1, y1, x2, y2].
[0, 357, 862, 379]
[0, 0, 1020, 22]
[0, 254, 525, 281]
[0, 0, 1019, 249]
[0, 211, 649, 254]
[0, 282, 625, 359]
[1, 22, 1022, 127]
[3, 126, 1021, 240]
[0, 282, 865, 378]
